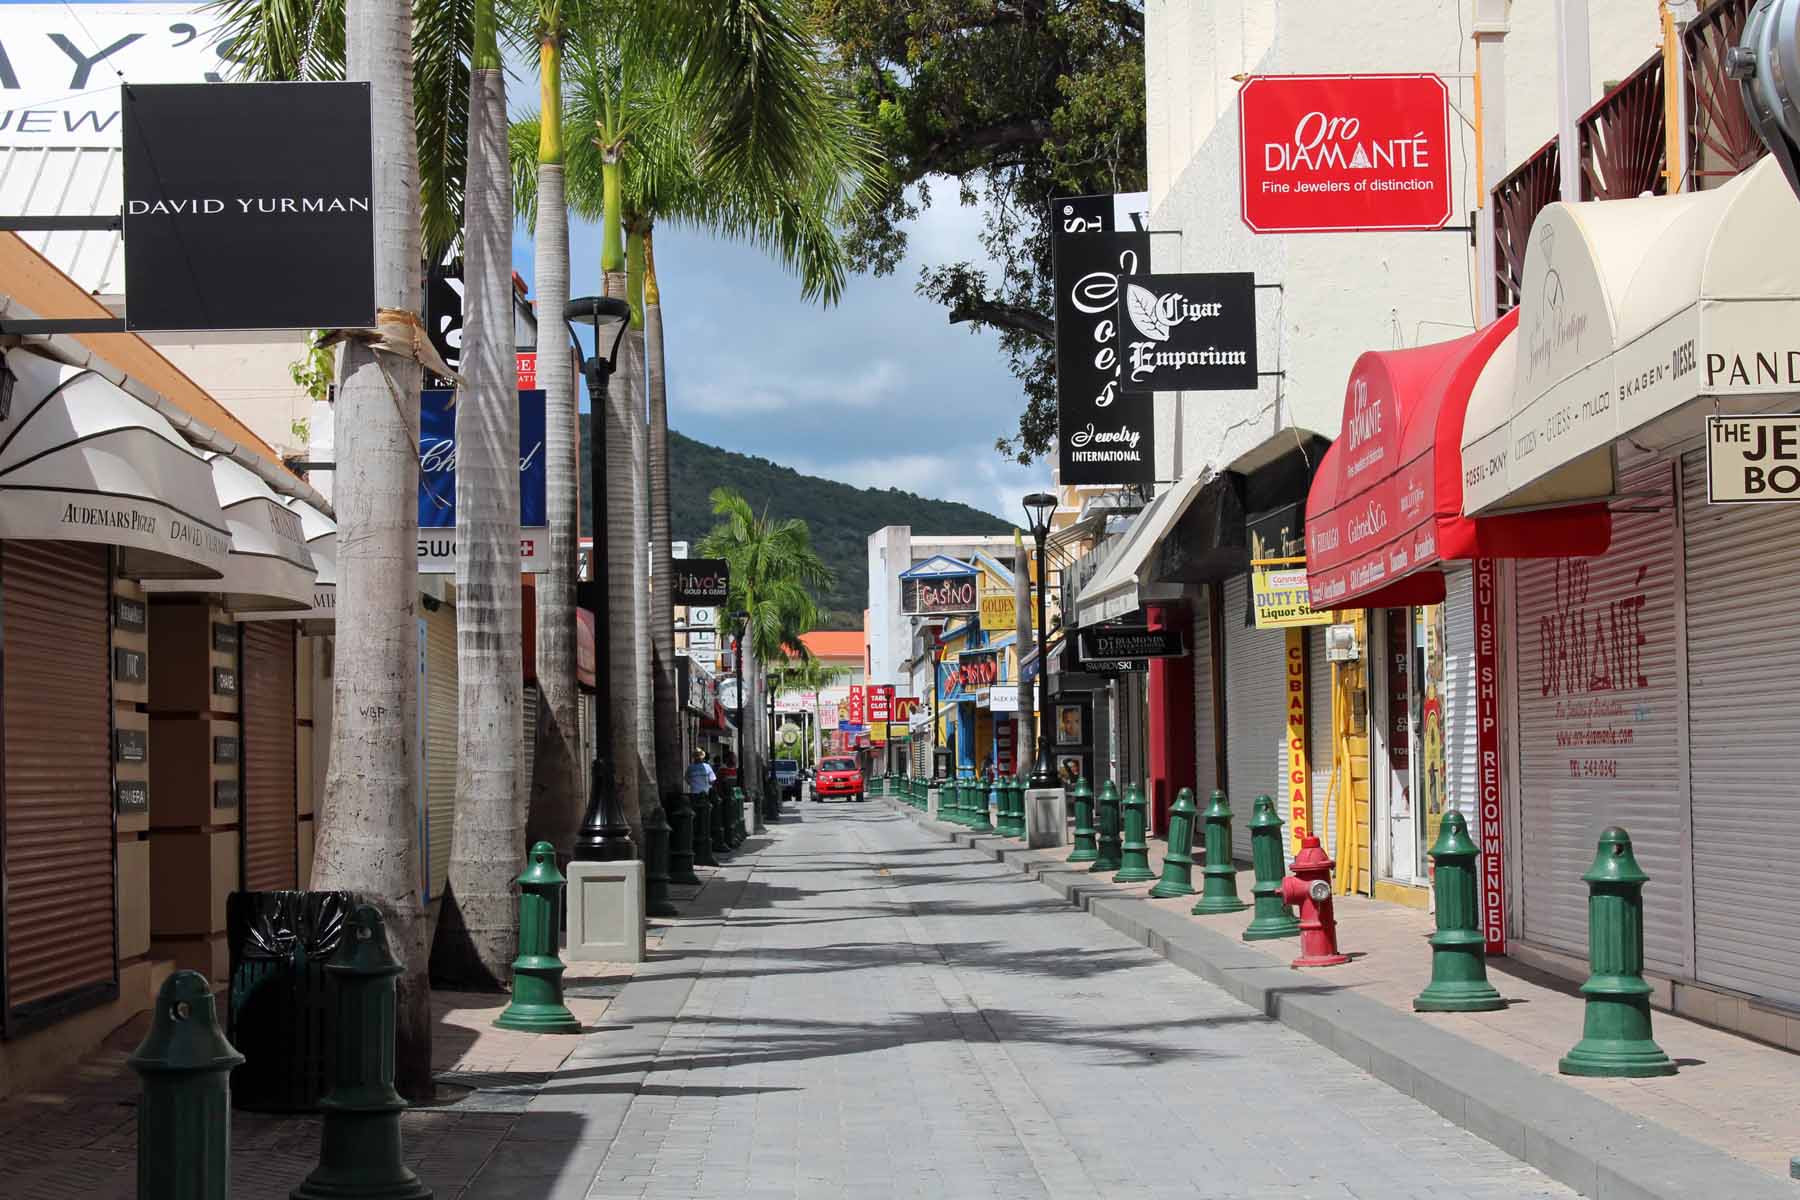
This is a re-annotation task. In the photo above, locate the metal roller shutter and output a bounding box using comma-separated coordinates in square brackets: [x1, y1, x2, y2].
[241, 621, 297, 891]
[1444, 568, 1478, 825]
[2, 541, 114, 1026]
[525, 683, 540, 790]
[1513, 459, 1690, 974]
[424, 608, 457, 900]
[1681, 448, 1799, 1003]
[1192, 594, 1217, 799]
[1308, 625, 1334, 857]
[1223, 574, 1288, 859]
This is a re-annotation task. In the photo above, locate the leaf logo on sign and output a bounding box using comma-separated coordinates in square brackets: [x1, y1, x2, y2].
[1125, 284, 1170, 342]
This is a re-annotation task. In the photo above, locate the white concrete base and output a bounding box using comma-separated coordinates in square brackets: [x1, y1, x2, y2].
[564, 859, 645, 962]
[927, 785, 943, 820]
[1024, 788, 1068, 849]
[746, 797, 763, 835]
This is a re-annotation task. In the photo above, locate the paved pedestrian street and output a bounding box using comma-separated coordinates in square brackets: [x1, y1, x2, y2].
[466, 805, 1575, 1200]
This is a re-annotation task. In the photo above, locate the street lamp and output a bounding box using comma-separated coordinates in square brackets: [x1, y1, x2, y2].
[1729, 0, 1800, 200]
[1022, 491, 1058, 789]
[567, 296, 635, 863]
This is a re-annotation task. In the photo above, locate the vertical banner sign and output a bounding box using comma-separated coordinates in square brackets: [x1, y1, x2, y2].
[418, 390, 548, 571]
[1052, 193, 1153, 485]
[1238, 74, 1453, 234]
[1285, 629, 1311, 854]
[1474, 558, 1507, 954]
[846, 685, 866, 726]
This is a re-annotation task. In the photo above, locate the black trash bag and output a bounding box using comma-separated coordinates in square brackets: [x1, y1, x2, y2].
[226, 889, 355, 1112]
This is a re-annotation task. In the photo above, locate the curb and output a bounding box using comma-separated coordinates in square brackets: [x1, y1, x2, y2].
[887, 799, 1792, 1200]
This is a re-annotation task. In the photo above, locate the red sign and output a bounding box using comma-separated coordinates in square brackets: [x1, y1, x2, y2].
[516, 352, 537, 389]
[1474, 557, 1506, 955]
[846, 685, 865, 725]
[1238, 74, 1452, 234]
[868, 685, 892, 722]
[892, 696, 919, 723]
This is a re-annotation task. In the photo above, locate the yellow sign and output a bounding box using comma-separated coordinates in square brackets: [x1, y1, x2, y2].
[1252, 556, 1331, 628]
[979, 591, 1025, 632]
[870, 721, 887, 744]
[1285, 628, 1311, 855]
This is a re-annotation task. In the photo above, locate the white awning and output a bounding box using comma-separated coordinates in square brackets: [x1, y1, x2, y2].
[143, 454, 316, 612]
[237, 498, 336, 623]
[0, 347, 231, 577]
[1074, 470, 1212, 627]
[1461, 326, 1616, 514]
[1471, 156, 1800, 513]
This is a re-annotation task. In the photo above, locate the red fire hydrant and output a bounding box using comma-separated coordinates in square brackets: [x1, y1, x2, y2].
[1279, 836, 1350, 967]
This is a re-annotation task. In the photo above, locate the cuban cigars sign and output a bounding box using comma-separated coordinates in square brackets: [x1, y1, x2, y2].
[902, 572, 979, 616]
[122, 82, 375, 330]
[1239, 74, 1452, 234]
[1052, 192, 1153, 485]
[1119, 273, 1257, 392]
[417, 389, 547, 572]
[1285, 629, 1311, 854]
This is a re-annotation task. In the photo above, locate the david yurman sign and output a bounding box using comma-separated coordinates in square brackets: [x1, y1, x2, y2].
[671, 559, 730, 606]
[1077, 625, 1187, 661]
[1119, 273, 1257, 392]
[122, 81, 375, 331]
[1052, 193, 1153, 485]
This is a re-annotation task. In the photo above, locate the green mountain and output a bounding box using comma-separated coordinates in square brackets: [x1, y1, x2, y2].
[580, 419, 1014, 628]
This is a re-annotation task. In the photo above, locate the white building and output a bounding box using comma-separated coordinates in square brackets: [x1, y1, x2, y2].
[865, 527, 1022, 690]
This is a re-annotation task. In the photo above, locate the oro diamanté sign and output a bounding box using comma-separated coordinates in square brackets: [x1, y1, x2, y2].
[1238, 74, 1452, 234]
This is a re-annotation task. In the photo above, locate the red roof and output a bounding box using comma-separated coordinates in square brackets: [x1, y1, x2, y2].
[800, 630, 863, 661]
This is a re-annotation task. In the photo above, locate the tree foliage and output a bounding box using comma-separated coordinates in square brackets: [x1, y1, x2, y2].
[809, 0, 1146, 462]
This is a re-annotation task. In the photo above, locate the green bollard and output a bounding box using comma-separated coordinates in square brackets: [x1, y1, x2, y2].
[692, 790, 718, 868]
[1091, 781, 1123, 873]
[716, 788, 735, 854]
[731, 786, 748, 846]
[291, 905, 432, 1200]
[1241, 796, 1300, 940]
[1113, 783, 1155, 882]
[1006, 774, 1025, 837]
[950, 778, 967, 826]
[1068, 777, 1098, 862]
[130, 969, 244, 1200]
[1558, 828, 1677, 1077]
[1414, 812, 1505, 1012]
[1149, 787, 1198, 898]
[971, 777, 994, 833]
[667, 789, 700, 885]
[643, 803, 678, 918]
[1193, 790, 1250, 916]
[496, 843, 583, 1033]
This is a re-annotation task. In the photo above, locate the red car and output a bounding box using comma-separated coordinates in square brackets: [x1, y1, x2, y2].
[813, 756, 864, 802]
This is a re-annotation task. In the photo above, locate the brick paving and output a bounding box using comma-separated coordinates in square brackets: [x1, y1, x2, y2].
[469, 804, 1576, 1199]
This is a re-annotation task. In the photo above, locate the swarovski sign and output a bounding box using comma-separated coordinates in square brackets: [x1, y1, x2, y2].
[122, 81, 375, 331]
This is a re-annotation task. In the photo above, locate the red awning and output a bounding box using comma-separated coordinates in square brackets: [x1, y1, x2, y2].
[1305, 309, 1611, 610]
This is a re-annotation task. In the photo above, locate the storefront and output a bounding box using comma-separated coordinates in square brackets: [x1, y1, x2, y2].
[1306, 310, 1610, 905]
[1463, 156, 1800, 1013]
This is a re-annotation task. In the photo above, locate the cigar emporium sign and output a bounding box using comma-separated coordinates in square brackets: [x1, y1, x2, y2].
[1238, 74, 1452, 234]
[1052, 192, 1153, 485]
[1119, 273, 1258, 392]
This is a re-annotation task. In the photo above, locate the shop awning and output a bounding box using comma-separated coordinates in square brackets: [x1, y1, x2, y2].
[143, 454, 316, 611]
[1075, 470, 1214, 626]
[1306, 309, 1611, 610]
[1468, 155, 1800, 513]
[1, 347, 231, 578]
[238, 499, 336, 625]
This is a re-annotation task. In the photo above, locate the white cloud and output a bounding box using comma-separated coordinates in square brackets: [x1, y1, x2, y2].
[681, 358, 905, 417]
[786, 451, 1052, 523]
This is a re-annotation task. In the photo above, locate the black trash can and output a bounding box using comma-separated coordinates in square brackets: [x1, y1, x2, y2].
[225, 889, 355, 1112]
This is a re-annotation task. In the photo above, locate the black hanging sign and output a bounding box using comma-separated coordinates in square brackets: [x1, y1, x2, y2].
[901, 573, 979, 616]
[671, 559, 730, 606]
[113, 647, 147, 685]
[122, 81, 375, 332]
[213, 736, 239, 765]
[1077, 625, 1187, 661]
[214, 779, 239, 809]
[1053, 227, 1153, 485]
[1119, 273, 1257, 392]
[212, 622, 238, 653]
[212, 666, 238, 696]
[115, 728, 148, 763]
[115, 596, 147, 633]
[116, 780, 149, 814]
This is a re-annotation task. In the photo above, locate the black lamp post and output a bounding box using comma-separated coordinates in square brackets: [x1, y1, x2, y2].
[1022, 491, 1058, 789]
[567, 296, 635, 862]
[765, 683, 779, 820]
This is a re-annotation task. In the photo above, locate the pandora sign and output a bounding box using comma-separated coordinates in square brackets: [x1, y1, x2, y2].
[1238, 74, 1452, 234]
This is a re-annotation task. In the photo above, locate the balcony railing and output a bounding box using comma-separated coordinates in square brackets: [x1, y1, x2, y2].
[1579, 52, 1666, 201]
[1491, 138, 1559, 315]
[1685, 0, 1768, 189]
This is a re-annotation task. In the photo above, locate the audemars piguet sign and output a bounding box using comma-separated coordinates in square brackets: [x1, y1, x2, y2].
[1120, 273, 1257, 392]
[1053, 192, 1153, 485]
[122, 81, 375, 331]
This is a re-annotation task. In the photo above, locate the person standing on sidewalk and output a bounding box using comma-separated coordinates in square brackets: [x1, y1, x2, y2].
[686, 748, 716, 806]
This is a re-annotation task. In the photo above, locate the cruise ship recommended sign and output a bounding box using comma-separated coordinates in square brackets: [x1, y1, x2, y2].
[1238, 74, 1453, 234]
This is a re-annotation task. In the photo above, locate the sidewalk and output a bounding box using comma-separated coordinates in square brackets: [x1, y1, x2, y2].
[894, 796, 1799, 1199]
[0, 863, 740, 1200]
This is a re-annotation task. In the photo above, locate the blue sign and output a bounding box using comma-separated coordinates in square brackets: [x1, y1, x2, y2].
[417, 389, 546, 572]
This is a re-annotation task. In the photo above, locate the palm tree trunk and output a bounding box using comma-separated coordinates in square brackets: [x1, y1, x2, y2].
[1013, 528, 1034, 775]
[625, 227, 658, 833]
[528, 31, 583, 859]
[644, 226, 684, 823]
[316, 0, 430, 1099]
[605, 317, 642, 846]
[432, 7, 522, 990]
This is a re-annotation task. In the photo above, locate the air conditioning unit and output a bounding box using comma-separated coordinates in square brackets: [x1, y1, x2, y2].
[1325, 623, 1361, 662]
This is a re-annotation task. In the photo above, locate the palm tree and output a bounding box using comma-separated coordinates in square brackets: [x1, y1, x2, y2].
[697, 488, 834, 803]
[430, 0, 521, 991]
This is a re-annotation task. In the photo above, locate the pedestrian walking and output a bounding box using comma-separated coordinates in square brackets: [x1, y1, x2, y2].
[686, 748, 717, 800]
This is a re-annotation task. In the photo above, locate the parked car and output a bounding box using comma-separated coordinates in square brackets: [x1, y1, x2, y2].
[772, 758, 802, 802]
[813, 756, 864, 802]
